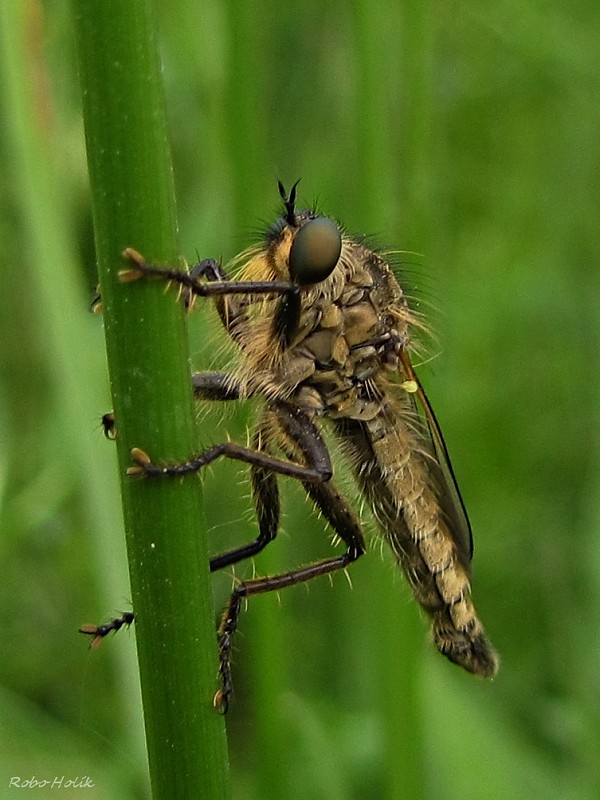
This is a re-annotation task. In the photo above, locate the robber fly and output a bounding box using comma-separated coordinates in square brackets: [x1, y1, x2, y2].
[84, 182, 498, 709]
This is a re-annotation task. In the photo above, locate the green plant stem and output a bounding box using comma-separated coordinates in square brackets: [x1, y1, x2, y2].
[0, 2, 145, 771]
[72, 2, 230, 797]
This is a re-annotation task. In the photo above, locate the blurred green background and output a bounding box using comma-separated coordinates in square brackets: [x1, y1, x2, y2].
[1, 1, 599, 798]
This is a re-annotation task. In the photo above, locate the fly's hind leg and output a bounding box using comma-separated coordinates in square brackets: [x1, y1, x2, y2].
[214, 403, 367, 711]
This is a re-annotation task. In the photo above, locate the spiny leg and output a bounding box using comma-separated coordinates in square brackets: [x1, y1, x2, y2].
[92, 394, 366, 709]
[120, 247, 296, 303]
[120, 396, 338, 594]
[82, 400, 334, 667]
[192, 371, 244, 403]
[83, 374, 273, 644]
[205, 399, 335, 572]
[209, 415, 281, 573]
[88, 390, 366, 710]
[215, 544, 364, 712]
[128, 399, 333, 485]
[79, 611, 134, 648]
[214, 404, 367, 711]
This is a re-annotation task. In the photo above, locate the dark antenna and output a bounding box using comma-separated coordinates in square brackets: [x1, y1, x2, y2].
[278, 179, 301, 226]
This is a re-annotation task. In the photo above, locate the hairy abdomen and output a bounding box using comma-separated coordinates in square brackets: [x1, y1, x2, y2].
[335, 409, 499, 678]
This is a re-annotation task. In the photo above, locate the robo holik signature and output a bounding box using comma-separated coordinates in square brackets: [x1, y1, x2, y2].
[82, 182, 498, 710]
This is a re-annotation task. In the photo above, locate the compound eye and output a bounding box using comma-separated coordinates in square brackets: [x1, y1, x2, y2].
[289, 217, 342, 286]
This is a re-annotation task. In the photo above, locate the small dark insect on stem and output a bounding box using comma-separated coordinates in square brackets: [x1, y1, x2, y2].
[101, 412, 116, 440]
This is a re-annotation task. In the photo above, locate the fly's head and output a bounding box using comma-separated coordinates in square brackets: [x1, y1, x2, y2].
[244, 181, 345, 347]
[266, 181, 343, 289]
[230, 182, 346, 346]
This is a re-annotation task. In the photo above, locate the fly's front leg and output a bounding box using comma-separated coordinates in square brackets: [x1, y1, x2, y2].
[120, 247, 296, 305]
[120, 247, 298, 347]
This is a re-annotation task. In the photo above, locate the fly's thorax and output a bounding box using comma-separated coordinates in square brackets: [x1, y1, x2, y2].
[230, 216, 419, 417]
